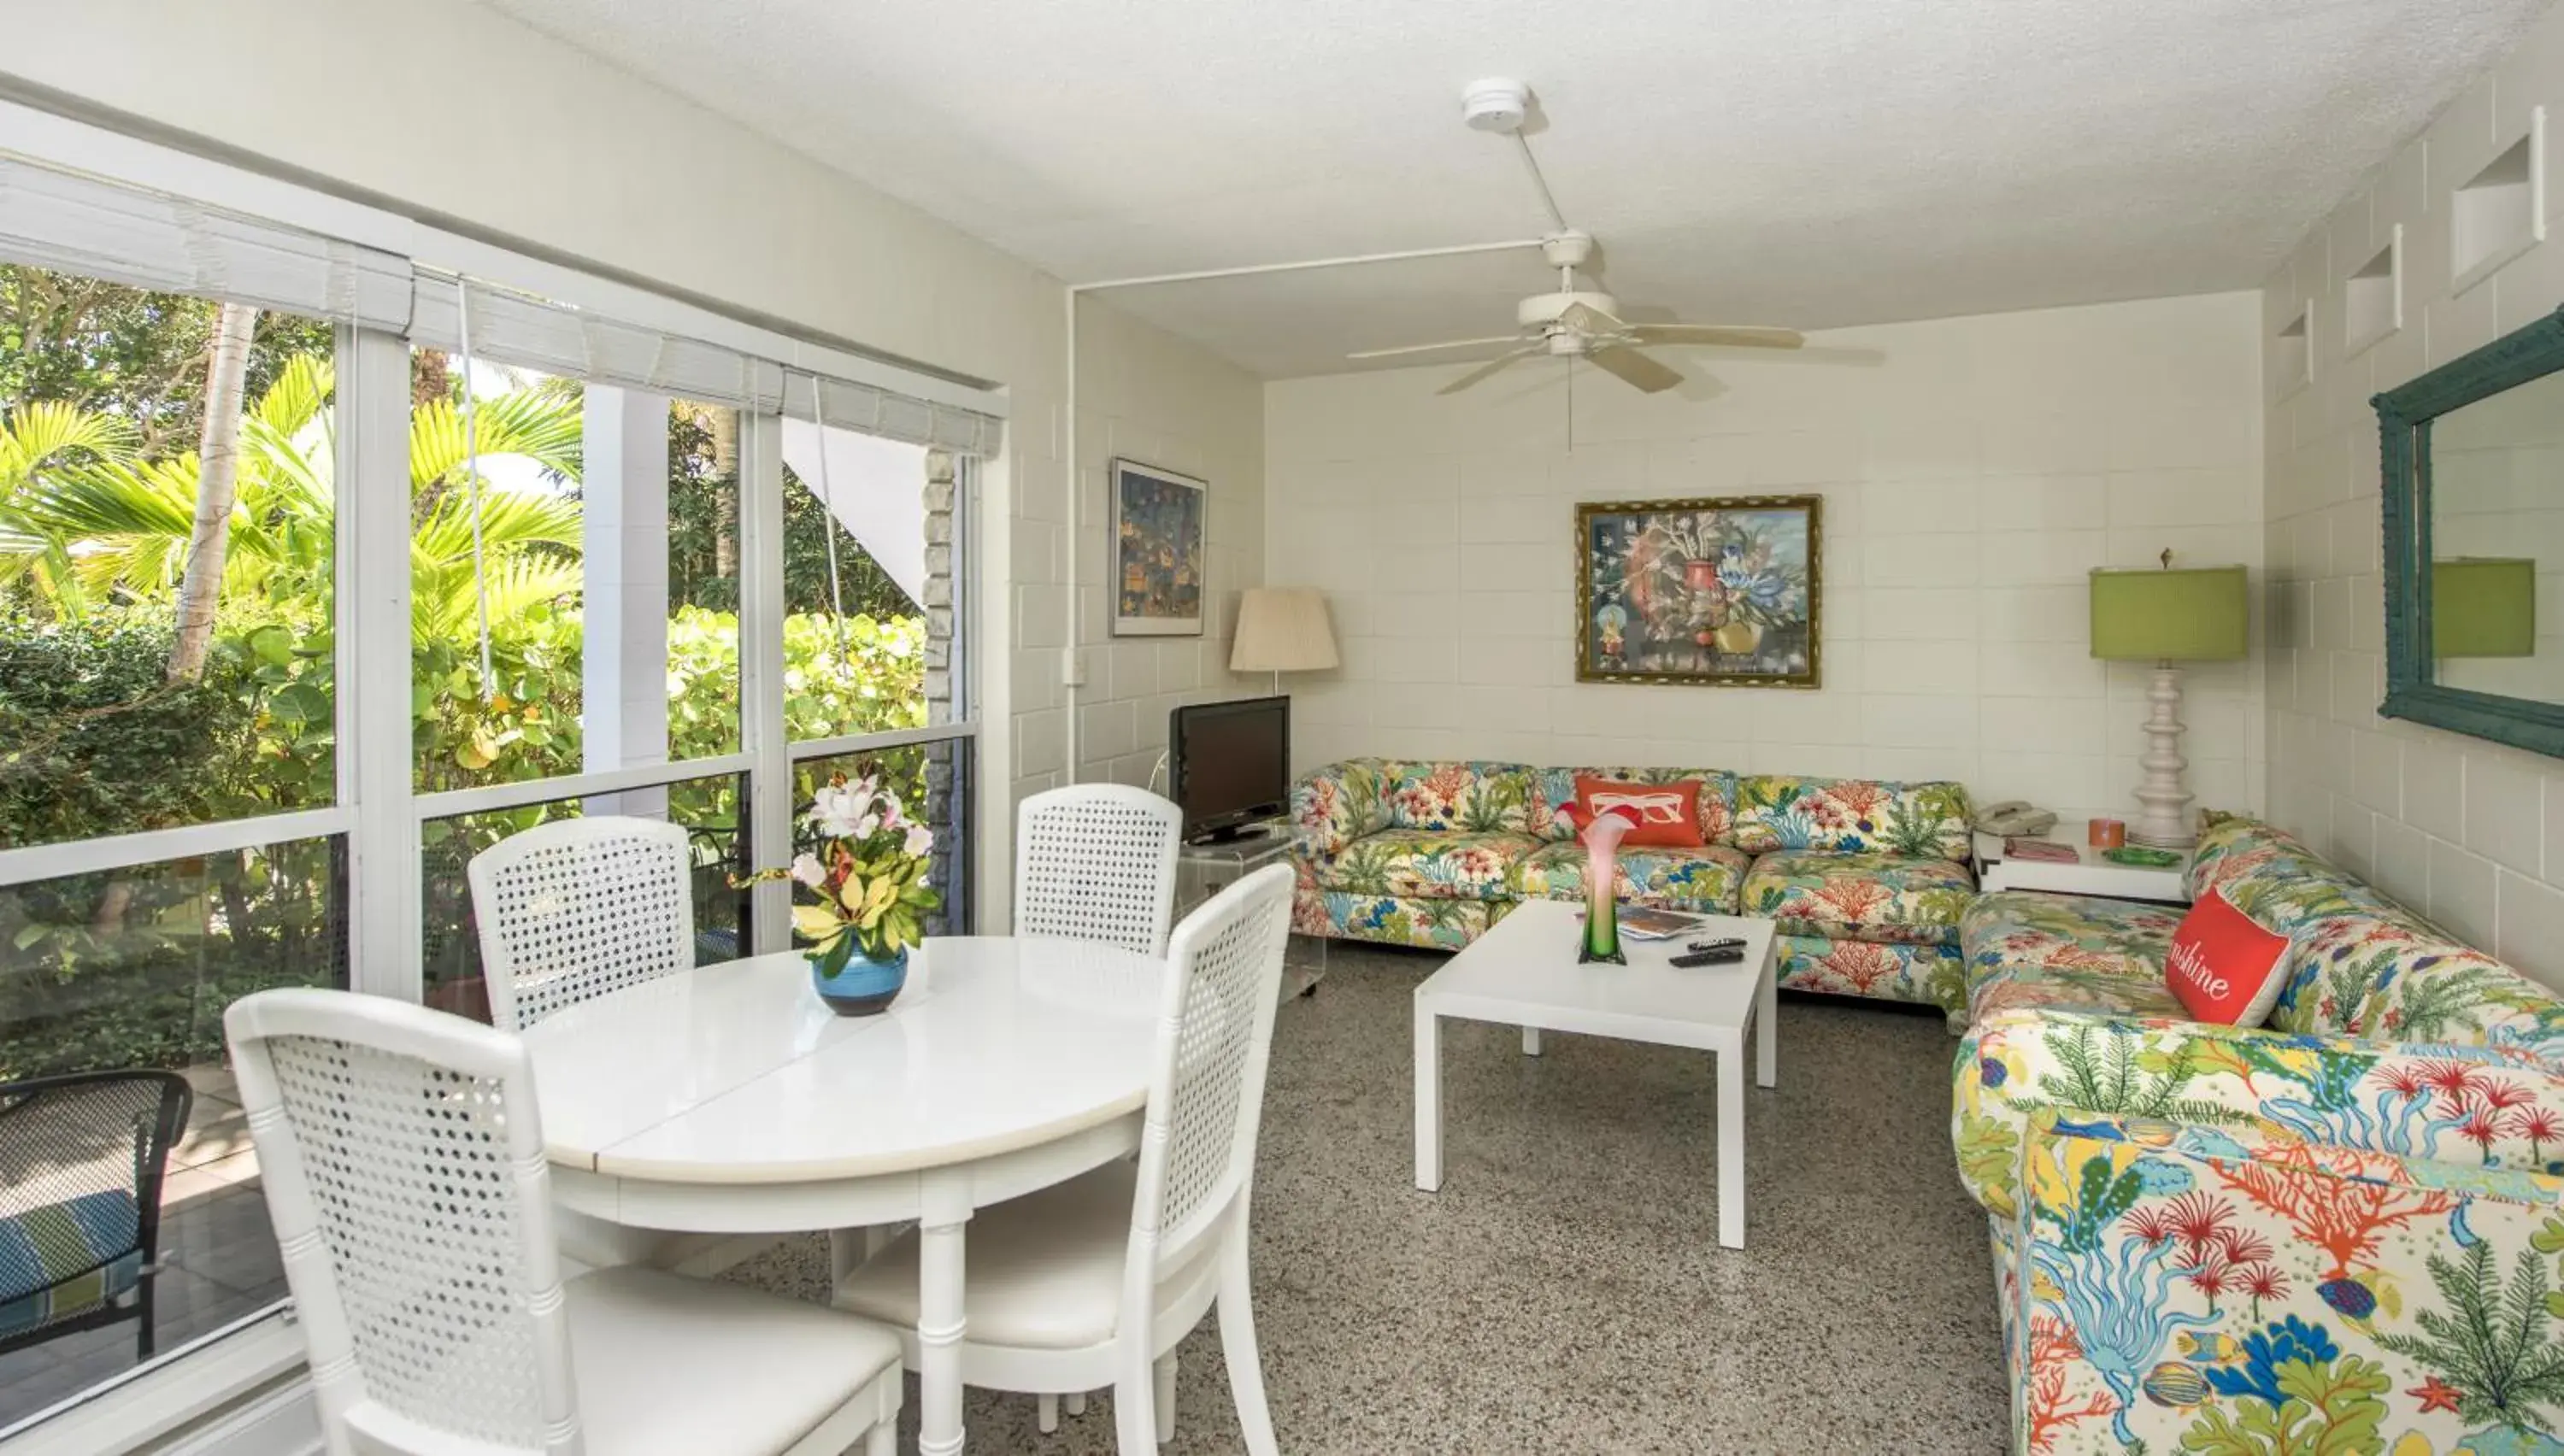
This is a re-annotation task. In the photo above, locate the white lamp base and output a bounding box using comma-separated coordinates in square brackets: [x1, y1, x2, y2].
[2131, 660, 2195, 848]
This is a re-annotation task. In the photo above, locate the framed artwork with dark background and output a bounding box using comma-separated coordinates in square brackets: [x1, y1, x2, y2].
[1110, 458, 1206, 637]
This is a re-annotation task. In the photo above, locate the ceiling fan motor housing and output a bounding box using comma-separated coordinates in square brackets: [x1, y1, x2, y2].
[1520, 291, 1620, 329]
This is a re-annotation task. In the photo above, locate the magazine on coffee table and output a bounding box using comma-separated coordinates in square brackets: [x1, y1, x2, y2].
[1573, 906, 1703, 941]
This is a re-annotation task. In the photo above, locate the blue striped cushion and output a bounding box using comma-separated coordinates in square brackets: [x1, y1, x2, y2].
[0, 1191, 144, 1339]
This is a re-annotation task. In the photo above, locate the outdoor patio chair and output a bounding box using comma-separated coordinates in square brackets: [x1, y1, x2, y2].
[0, 1070, 192, 1362]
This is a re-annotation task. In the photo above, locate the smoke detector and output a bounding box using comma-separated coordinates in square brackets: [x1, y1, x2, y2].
[1461, 78, 1531, 133]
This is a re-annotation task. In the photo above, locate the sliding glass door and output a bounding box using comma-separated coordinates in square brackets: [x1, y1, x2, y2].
[0, 263, 352, 1423]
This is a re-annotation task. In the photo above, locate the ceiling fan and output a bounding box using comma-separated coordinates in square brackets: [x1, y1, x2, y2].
[1348, 79, 1806, 396]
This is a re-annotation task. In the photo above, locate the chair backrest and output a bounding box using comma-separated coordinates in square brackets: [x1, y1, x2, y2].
[468, 815, 695, 1032]
[1126, 864, 1293, 1284]
[0, 1071, 191, 1308]
[1014, 784, 1184, 955]
[226, 988, 580, 1456]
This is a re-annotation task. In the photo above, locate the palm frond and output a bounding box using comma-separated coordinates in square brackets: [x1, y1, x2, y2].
[16, 456, 286, 598]
[411, 554, 580, 640]
[411, 486, 582, 567]
[253, 355, 334, 437]
[409, 390, 584, 490]
[238, 414, 333, 528]
[0, 402, 139, 489]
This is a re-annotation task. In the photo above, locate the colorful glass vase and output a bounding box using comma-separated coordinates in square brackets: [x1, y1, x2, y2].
[1554, 803, 1638, 965]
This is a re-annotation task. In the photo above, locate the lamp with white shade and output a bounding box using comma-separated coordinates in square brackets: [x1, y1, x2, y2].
[1230, 587, 1340, 692]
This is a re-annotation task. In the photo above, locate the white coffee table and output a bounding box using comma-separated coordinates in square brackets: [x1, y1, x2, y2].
[1412, 898, 1779, 1248]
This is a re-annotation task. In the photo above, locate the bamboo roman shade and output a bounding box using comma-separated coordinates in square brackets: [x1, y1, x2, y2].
[0, 154, 409, 327]
[409, 270, 1003, 457]
[781, 372, 1003, 459]
[0, 153, 1003, 457]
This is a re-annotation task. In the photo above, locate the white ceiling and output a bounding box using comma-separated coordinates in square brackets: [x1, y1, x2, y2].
[481, 0, 2553, 379]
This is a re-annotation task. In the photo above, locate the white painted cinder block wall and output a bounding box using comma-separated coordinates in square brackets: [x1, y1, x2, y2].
[0, 0, 1264, 927]
[1010, 298, 1267, 799]
[2261, 1, 2564, 989]
[1264, 292, 2266, 830]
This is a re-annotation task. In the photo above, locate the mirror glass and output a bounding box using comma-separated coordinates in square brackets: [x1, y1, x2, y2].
[2426, 369, 2564, 699]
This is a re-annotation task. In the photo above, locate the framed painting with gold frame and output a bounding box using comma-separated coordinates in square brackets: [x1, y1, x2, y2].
[1574, 494, 1822, 688]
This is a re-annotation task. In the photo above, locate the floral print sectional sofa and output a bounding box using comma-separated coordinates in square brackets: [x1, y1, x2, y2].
[1952, 813, 2564, 1453]
[1287, 758, 1978, 1014]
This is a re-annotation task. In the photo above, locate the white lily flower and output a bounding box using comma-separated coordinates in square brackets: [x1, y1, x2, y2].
[790, 853, 826, 889]
[903, 824, 934, 857]
[810, 784, 867, 837]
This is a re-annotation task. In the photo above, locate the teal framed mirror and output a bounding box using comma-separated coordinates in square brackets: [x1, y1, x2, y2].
[2379, 305, 2564, 754]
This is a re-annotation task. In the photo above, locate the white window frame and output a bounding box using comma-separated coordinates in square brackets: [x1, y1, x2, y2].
[0, 99, 991, 1453]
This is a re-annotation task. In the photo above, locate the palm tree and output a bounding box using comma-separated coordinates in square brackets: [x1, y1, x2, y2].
[168, 302, 258, 683]
[0, 352, 587, 642]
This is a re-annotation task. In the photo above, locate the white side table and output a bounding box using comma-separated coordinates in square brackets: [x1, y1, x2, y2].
[1175, 821, 1326, 997]
[1973, 831, 2190, 905]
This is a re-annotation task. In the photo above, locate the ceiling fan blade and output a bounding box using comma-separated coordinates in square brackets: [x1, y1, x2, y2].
[1557, 301, 1629, 335]
[1626, 325, 1805, 349]
[1346, 335, 1526, 361]
[1438, 348, 1542, 395]
[1587, 345, 1683, 394]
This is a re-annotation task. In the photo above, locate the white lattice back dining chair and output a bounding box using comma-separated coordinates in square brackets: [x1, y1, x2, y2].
[226, 988, 903, 1456]
[468, 816, 695, 1033]
[1014, 784, 1184, 954]
[227, 989, 579, 1454]
[832, 863, 1295, 1456]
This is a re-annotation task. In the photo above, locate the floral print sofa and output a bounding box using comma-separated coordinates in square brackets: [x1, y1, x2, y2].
[1951, 813, 2564, 1453]
[1287, 759, 1977, 1013]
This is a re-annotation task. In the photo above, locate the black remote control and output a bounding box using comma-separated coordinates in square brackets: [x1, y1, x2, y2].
[1686, 936, 1748, 953]
[1670, 947, 1745, 967]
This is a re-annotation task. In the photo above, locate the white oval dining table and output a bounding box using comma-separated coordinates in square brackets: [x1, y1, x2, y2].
[519, 936, 1166, 1456]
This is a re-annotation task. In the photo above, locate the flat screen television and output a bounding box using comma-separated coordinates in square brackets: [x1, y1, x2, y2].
[1170, 696, 1291, 843]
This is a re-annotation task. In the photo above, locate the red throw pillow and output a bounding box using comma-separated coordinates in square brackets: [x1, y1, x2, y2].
[1573, 776, 1705, 848]
[2165, 889, 2291, 1026]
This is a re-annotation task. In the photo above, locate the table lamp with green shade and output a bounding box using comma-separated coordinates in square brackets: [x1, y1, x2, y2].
[2432, 558, 2536, 659]
[2089, 555, 2249, 848]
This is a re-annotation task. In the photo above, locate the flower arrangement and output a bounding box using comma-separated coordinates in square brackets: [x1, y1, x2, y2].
[1552, 801, 1640, 964]
[747, 768, 941, 975]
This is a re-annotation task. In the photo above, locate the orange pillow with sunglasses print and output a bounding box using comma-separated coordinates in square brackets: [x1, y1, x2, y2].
[1573, 776, 1705, 848]
[2164, 889, 2291, 1026]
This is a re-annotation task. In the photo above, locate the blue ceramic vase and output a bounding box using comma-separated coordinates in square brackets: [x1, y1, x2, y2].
[809, 943, 909, 1016]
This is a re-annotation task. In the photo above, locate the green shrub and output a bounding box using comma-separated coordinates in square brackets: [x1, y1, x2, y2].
[0, 604, 932, 1078]
[0, 610, 273, 843]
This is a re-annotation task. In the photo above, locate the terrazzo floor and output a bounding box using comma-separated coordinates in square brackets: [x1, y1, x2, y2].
[726, 943, 2008, 1454]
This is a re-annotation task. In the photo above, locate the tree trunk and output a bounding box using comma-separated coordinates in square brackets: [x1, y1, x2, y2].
[411, 348, 451, 409]
[167, 302, 259, 683]
[709, 405, 738, 578]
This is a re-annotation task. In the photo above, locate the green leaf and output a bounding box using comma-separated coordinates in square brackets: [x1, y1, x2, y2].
[268, 683, 328, 725]
[246, 624, 293, 666]
[818, 931, 857, 978]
